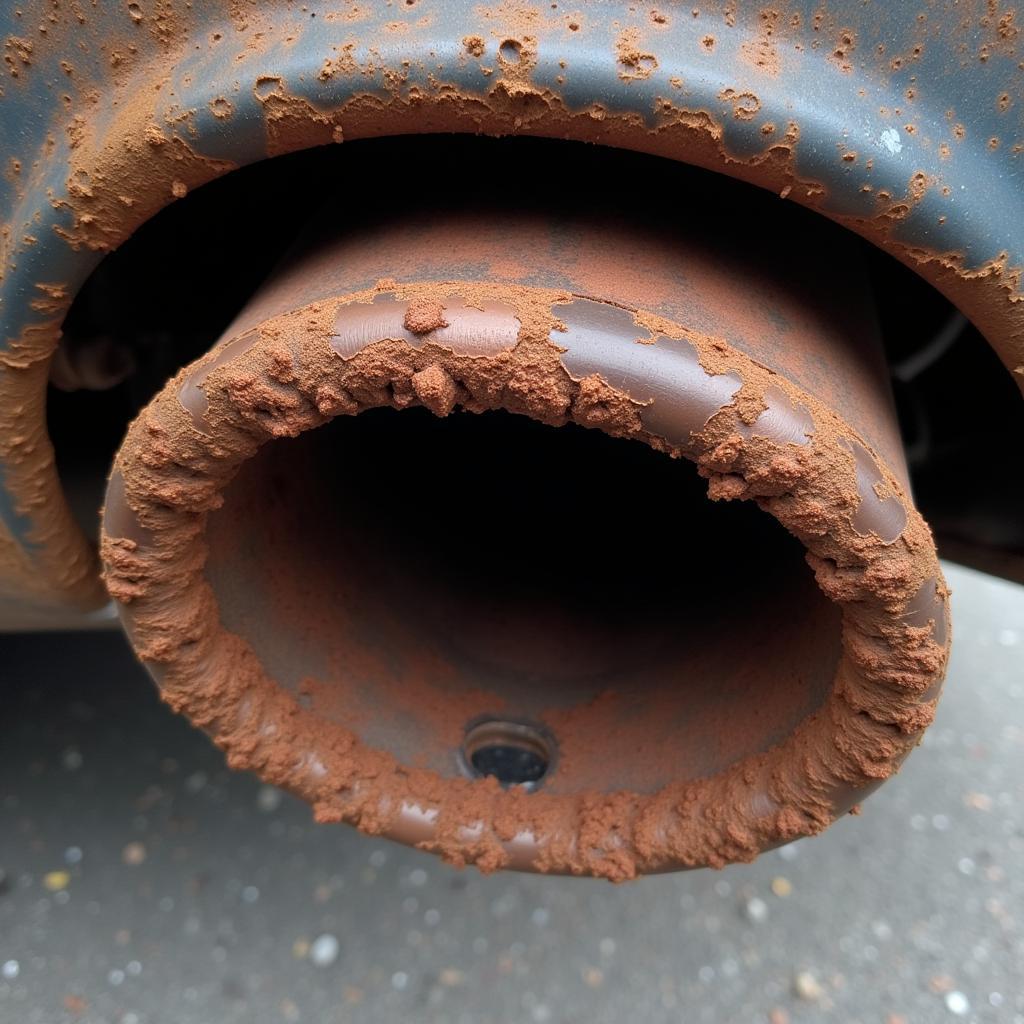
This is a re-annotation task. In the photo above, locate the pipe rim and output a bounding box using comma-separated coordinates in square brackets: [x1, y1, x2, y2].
[101, 282, 950, 878]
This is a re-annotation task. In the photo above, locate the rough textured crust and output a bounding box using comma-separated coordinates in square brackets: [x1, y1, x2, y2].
[101, 281, 949, 880]
[2, 1, 1021, 612]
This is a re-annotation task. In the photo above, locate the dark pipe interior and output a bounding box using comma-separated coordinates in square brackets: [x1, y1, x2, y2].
[205, 408, 842, 794]
[51, 135, 1024, 579]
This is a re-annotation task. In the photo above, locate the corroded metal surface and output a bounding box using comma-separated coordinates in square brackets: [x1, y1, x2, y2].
[99, 212, 948, 875]
[1, 0, 1023, 613]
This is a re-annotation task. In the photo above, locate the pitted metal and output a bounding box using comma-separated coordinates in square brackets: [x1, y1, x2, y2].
[1, 0, 1022, 608]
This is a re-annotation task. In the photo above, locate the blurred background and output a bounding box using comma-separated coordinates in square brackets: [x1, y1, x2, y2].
[1, 561, 1021, 1024]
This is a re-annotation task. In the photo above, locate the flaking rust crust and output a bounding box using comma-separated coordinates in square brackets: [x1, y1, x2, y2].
[20, 0, 1024, 378]
[101, 282, 949, 881]
[2, 0, 1024, 610]
[0, 303, 104, 608]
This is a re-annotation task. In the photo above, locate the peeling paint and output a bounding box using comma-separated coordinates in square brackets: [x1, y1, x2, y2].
[0, 0, 1021, 616]
[102, 278, 948, 878]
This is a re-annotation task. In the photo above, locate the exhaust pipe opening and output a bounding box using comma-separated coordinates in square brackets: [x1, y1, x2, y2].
[203, 406, 841, 796]
[52, 136, 1023, 585]
[101, 197, 950, 877]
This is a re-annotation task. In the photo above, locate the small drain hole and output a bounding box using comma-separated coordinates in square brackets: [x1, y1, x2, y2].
[461, 718, 555, 790]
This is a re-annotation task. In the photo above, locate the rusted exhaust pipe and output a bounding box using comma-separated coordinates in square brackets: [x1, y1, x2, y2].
[101, 207, 949, 879]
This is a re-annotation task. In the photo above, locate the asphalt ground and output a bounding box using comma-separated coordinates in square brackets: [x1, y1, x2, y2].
[1, 561, 1021, 1024]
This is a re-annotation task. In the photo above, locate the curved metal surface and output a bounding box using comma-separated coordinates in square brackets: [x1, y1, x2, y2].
[2, 0, 1022, 612]
[99, 209, 949, 875]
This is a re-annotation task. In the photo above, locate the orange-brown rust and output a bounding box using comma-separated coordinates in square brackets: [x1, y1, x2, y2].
[0, 327, 105, 609]
[718, 87, 761, 120]
[615, 27, 659, 81]
[738, 7, 783, 75]
[54, 109, 235, 254]
[830, 28, 857, 73]
[28, 12, 1024, 400]
[403, 297, 449, 334]
[3, 35, 34, 79]
[1, 0, 1022, 620]
[102, 279, 948, 879]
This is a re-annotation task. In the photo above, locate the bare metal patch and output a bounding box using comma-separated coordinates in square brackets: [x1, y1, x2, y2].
[179, 329, 261, 434]
[553, 299, 743, 447]
[740, 385, 815, 446]
[103, 470, 154, 547]
[332, 294, 520, 360]
[838, 437, 908, 544]
[901, 576, 949, 647]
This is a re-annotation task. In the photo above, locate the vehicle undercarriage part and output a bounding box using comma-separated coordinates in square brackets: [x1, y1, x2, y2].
[101, 203, 949, 878]
[3, 2, 1022, 878]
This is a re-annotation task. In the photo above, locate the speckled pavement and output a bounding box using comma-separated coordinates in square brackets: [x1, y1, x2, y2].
[1, 562, 1021, 1024]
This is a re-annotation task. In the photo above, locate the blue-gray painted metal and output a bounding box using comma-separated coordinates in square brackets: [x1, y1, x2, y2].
[1, 0, 1021, 558]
